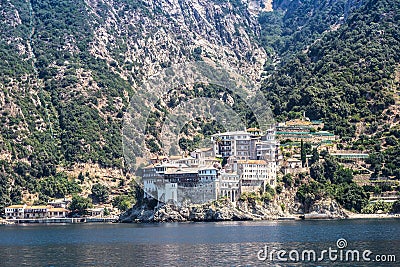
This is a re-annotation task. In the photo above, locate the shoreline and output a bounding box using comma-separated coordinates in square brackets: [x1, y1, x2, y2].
[344, 213, 400, 220]
[3, 217, 117, 224]
[3, 213, 399, 225]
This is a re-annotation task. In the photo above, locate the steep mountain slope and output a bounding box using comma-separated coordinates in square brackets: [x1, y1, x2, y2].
[259, 0, 364, 68]
[262, 0, 400, 177]
[0, 0, 269, 209]
[262, 0, 399, 135]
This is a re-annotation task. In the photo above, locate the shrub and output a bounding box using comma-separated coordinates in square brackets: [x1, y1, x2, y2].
[91, 183, 110, 203]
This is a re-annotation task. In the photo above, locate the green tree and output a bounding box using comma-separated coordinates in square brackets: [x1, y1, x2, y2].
[91, 183, 110, 203]
[335, 183, 369, 212]
[310, 148, 320, 165]
[323, 156, 339, 182]
[282, 174, 294, 188]
[296, 181, 325, 211]
[78, 172, 85, 182]
[103, 208, 110, 216]
[310, 162, 325, 182]
[112, 195, 133, 211]
[69, 195, 92, 216]
[275, 185, 283, 194]
[333, 167, 353, 184]
[391, 200, 400, 214]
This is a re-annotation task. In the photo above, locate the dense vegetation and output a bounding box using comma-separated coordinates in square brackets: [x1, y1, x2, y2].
[261, 0, 399, 137]
[0, 0, 133, 211]
[364, 127, 400, 179]
[112, 183, 142, 211]
[260, 0, 360, 66]
[297, 155, 370, 212]
[91, 183, 110, 204]
[69, 195, 93, 216]
[260, 0, 400, 183]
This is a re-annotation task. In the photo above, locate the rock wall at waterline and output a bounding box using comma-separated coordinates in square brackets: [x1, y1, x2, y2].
[119, 196, 347, 223]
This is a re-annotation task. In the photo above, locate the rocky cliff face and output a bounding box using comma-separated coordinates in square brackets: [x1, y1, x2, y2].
[0, 0, 272, 206]
[87, 0, 268, 82]
[120, 189, 347, 223]
[0, 0, 269, 164]
[120, 198, 285, 223]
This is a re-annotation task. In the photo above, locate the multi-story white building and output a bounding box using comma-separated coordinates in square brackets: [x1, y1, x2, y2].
[198, 167, 218, 182]
[170, 157, 199, 167]
[230, 159, 275, 193]
[142, 159, 276, 204]
[214, 128, 278, 190]
[5, 205, 25, 218]
[211, 131, 253, 159]
[5, 204, 68, 219]
[212, 128, 279, 160]
[219, 172, 240, 202]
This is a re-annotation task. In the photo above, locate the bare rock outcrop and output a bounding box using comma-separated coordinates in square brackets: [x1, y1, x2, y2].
[120, 197, 295, 223]
[120, 187, 348, 223]
[306, 198, 348, 219]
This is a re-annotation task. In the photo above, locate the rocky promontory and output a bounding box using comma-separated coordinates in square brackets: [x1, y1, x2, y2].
[119, 192, 347, 223]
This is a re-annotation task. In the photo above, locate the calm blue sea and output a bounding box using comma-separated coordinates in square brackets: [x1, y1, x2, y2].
[0, 219, 399, 266]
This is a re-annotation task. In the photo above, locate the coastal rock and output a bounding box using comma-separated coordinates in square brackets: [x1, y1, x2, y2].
[307, 198, 347, 219]
[120, 196, 297, 223]
[119, 187, 349, 223]
[119, 203, 154, 222]
[154, 206, 186, 222]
